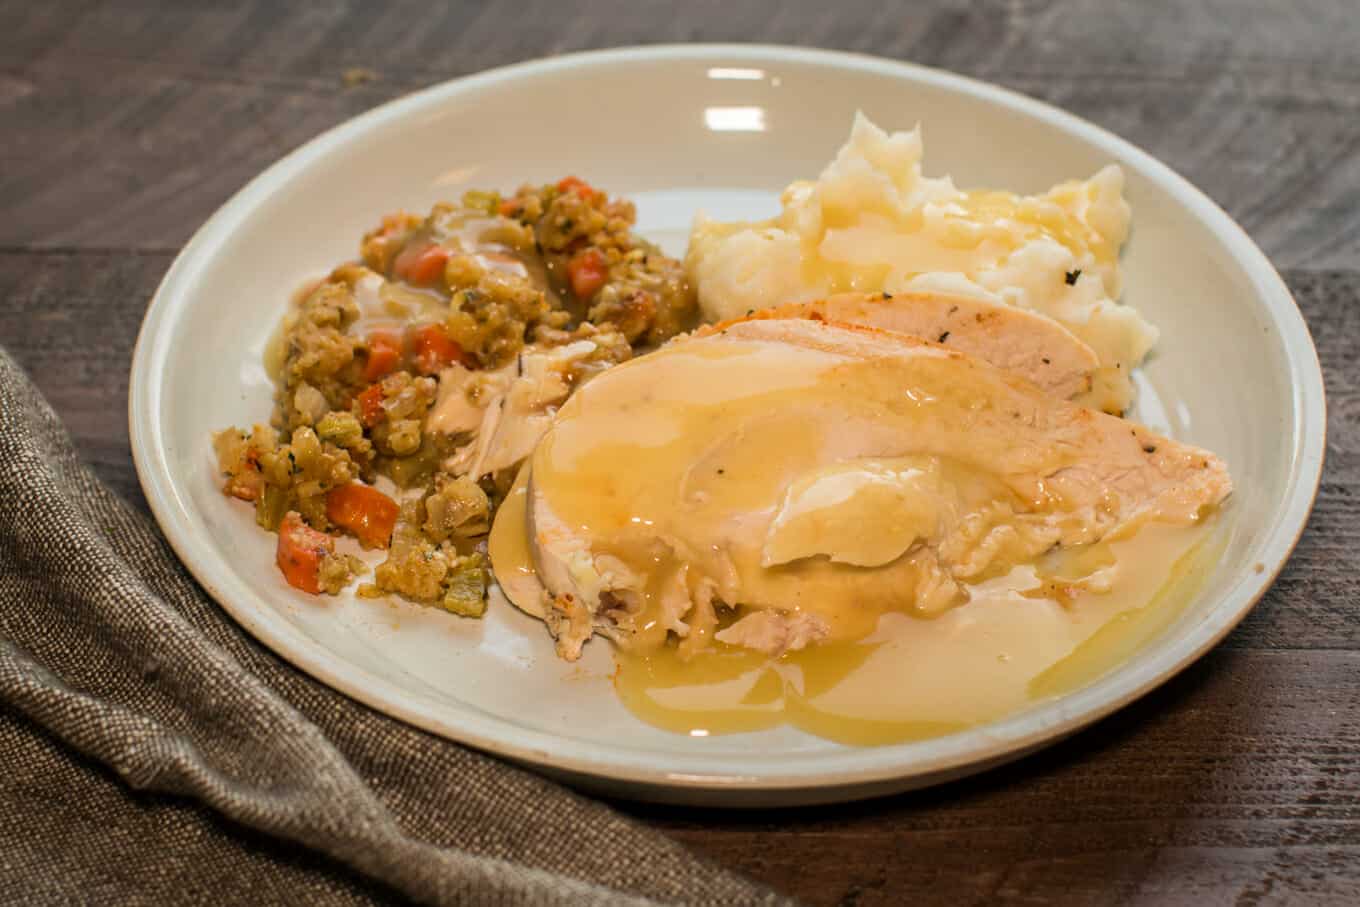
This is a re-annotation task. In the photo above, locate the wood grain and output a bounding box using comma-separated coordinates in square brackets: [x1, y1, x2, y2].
[631, 647, 1360, 905]
[3, 0, 1359, 266]
[2, 1, 1358, 903]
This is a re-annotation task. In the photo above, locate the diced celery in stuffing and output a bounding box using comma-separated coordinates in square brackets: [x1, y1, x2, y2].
[382, 442, 440, 488]
[255, 484, 290, 531]
[440, 553, 488, 618]
[316, 410, 364, 448]
[461, 189, 501, 216]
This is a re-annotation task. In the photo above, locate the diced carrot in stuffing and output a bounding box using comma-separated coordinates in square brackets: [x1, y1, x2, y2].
[357, 383, 386, 427]
[393, 242, 451, 287]
[566, 247, 608, 300]
[409, 246, 451, 286]
[498, 198, 522, 217]
[363, 328, 403, 382]
[276, 511, 333, 594]
[410, 323, 465, 375]
[556, 176, 598, 200]
[325, 483, 399, 549]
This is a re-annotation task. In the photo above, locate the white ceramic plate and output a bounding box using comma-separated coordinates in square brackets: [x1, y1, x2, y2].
[130, 45, 1325, 807]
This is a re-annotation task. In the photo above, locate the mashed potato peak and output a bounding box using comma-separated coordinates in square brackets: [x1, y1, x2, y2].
[686, 112, 1158, 413]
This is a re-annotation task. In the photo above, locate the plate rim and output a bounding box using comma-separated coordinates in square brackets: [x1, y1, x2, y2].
[128, 43, 1327, 797]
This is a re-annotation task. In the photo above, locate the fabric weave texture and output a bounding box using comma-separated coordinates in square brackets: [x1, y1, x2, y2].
[0, 348, 787, 906]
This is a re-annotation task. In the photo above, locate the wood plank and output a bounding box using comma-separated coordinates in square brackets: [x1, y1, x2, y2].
[2, 0, 1359, 266]
[0, 250, 169, 508]
[3, 2, 1359, 902]
[624, 648, 1360, 905]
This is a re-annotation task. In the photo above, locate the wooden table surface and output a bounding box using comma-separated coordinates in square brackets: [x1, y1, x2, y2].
[4, 1, 1358, 903]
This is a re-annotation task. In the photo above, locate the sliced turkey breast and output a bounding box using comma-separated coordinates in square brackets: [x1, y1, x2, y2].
[491, 317, 1231, 661]
[701, 291, 1099, 399]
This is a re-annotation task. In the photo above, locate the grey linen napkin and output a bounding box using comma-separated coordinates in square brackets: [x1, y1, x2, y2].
[0, 347, 788, 906]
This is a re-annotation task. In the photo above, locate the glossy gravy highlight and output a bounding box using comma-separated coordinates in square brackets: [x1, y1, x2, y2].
[490, 324, 1228, 745]
[613, 519, 1219, 744]
[490, 461, 1221, 744]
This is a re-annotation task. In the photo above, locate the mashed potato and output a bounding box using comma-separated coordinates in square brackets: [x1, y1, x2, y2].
[686, 112, 1158, 413]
